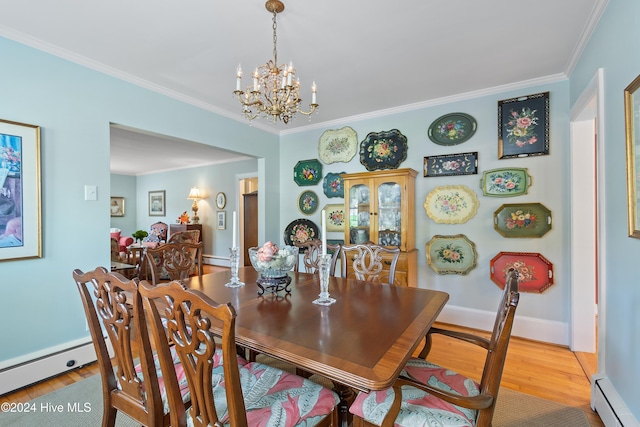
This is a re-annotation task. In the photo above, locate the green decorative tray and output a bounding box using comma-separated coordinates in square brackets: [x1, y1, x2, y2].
[428, 112, 477, 145]
[493, 203, 552, 238]
[480, 168, 532, 197]
[293, 159, 322, 186]
[426, 234, 477, 275]
[297, 190, 319, 215]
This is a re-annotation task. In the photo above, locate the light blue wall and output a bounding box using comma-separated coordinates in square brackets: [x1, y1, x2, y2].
[110, 174, 137, 235]
[570, 0, 640, 417]
[280, 79, 571, 323]
[0, 36, 278, 362]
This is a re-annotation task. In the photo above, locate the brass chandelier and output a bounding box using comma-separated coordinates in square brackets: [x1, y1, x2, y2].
[233, 0, 318, 124]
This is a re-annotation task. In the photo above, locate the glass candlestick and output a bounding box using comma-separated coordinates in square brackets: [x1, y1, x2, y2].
[225, 247, 245, 288]
[313, 254, 336, 306]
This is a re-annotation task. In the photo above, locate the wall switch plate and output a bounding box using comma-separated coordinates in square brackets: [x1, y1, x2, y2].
[84, 185, 97, 201]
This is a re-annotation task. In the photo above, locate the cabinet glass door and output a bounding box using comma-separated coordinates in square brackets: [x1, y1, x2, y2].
[348, 184, 371, 244]
[377, 182, 401, 246]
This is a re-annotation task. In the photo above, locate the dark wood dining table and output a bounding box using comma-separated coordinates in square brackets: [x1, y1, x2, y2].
[183, 267, 449, 426]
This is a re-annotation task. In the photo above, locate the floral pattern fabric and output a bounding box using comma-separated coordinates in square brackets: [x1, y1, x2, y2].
[350, 359, 480, 426]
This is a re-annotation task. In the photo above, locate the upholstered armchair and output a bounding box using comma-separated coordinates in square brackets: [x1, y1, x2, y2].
[142, 222, 168, 249]
[110, 228, 134, 258]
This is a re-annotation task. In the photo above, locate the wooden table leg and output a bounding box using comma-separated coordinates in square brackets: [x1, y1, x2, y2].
[333, 383, 355, 427]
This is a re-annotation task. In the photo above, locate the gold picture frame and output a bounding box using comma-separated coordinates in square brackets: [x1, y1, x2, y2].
[624, 74, 640, 238]
[110, 196, 125, 217]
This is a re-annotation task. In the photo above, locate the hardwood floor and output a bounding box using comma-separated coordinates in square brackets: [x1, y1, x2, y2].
[0, 269, 603, 425]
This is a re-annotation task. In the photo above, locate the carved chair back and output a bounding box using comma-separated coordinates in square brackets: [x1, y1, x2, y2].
[167, 230, 200, 244]
[294, 238, 341, 275]
[339, 242, 401, 285]
[142, 241, 203, 285]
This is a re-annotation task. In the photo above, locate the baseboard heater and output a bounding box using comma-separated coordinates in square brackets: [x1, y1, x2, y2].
[0, 341, 97, 396]
[592, 374, 639, 426]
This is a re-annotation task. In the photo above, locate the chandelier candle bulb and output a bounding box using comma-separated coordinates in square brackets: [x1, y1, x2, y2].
[321, 209, 327, 256]
[236, 65, 242, 91]
[312, 81, 317, 104]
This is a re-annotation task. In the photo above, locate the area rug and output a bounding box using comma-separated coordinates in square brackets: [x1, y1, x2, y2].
[0, 367, 592, 426]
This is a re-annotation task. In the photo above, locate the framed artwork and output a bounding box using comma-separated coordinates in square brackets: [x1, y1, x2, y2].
[323, 172, 345, 198]
[480, 168, 532, 197]
[359, 129, 408, 171]
[423, 152, 478, 177]
[293, 159, 323, 186]
[148, 190, 166, 216]
[624, 74, 640, 238]
[318, 126, 358, 164]
[498, 91, 550, 159]
[323, 204, 345, 231]
[425, 234, 477, 275]
[493, 203, 552, 238]
[424, 185, 479, 224]
[298, 190, 319, 215]
[0, 119, 41, 261]
[216, 192, 226, 209]
[216, 211, 226, 230]
[110, 196, 125, 217]
[427, 112, 477, 145]
[490, 251, 554, 293]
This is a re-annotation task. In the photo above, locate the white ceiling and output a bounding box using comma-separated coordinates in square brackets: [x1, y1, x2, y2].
[0, 0, 606, 175]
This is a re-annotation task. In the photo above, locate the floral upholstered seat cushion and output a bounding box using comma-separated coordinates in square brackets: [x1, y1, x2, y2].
[349, 359, 480, 427]
[188, 361, 339, 427]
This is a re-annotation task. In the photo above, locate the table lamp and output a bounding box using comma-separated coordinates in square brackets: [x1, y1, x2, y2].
[187, 187, 201, 224]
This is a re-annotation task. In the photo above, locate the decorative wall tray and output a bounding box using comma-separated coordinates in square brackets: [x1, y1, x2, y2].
[424, 152, 478, 177]
[493, 203, 552, 238]
[428, 112, 477, 145]
[359, 129, 408, 171]
[490, 251, 554, 293]
[426, 234, 477, 275]
[297, 190, 319, 215]
[323, 172, 345, 198]
[480, 168, 532, 197]
[424, 185, 479, 224]
[293, 159, 322, 186]
[323, 204, 345, 231]
[318, 126, 358, 164]
[283, 219, 319, 249]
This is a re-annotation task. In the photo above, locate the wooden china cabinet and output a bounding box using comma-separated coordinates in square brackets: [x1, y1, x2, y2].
[341, 168, 418, 287]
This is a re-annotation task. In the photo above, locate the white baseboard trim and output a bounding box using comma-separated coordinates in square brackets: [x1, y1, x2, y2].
[0, 339, 97, 395]
[437, 304, 569, 346]
[592, 375, 639, 426]
[202, 254, 230, 267]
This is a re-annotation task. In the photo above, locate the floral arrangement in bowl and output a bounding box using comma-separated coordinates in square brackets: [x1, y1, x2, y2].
[248, 242, 299, 278]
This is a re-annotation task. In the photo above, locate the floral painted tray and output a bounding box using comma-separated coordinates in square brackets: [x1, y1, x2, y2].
[323, 172, 345, 198]
[426, 234, 477, 275]
[490, 251, 554, 293]
[493, 203, 552, 238]
[480, 168, 532, 197]
[318, 127, 358, 164]
[293, 159, 322, 186]
[424, 185, 479, 224]
[283, 219, 319, 248]
[423, 151, 478, 177]
[428, 112, 477, 145]
[323, 204, 345, 231]
[359, 129, 408, 171]
[297, 190, 319, 215]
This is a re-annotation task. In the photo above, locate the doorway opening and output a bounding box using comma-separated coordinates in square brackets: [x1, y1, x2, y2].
[238, 176, 258, 266]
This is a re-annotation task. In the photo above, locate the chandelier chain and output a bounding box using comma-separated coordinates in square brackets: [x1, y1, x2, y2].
[272, 10, 278, 65]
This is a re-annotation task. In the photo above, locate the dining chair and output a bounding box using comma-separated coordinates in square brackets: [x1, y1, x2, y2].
[72, 266, 188, 427]
[339, 242, 401, 285]
[166, 229, 200, 244]
[139, 279, 340, 427]
[141, 241, 203, 284]
[349, 269, 521, 427]
[294, 238, 341, 275]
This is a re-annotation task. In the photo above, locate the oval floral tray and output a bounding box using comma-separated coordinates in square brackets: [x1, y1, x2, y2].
[480, 168, 532, 197]
[323, 172, 345, 198]
[424, 185, 479, 224]
[428, 112, 477, 145]
[283, 219, 319, 249]
[297, 190, 319, 215]
[318, 127, 358, 164]
[493, 203, 552, 238]
[359, 129, 408, 171]
[426, 234, 477, 275]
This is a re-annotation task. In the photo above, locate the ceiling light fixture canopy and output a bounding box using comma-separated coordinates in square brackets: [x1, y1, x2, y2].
[233, 0, 318, 124]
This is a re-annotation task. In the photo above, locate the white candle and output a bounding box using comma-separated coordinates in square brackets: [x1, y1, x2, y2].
[321, 209, 327, 255]
[236, 64, 242, 91]
[232, 211, 237, 249]
[312, 81, 317, 104]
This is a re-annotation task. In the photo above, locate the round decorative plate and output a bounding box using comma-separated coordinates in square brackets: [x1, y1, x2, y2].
[428, 112, 477, 145]
[293, 159, 322, 186]
[283, 219, 319, 247]
[424, 185, 479, 224]
[297, 190, 319, 215]
[323, 172, 345, 198]
[318, 127, 358, 164]
[359, 129, 408, 171]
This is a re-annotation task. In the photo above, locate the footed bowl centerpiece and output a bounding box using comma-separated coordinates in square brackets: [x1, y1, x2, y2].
[248, 242, 299, 295]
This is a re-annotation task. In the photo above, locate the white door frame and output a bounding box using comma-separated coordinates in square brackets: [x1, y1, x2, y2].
[569, 68, 606, 366]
